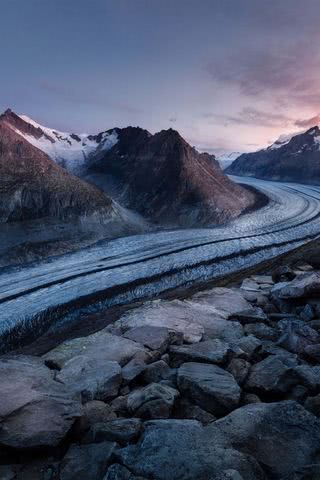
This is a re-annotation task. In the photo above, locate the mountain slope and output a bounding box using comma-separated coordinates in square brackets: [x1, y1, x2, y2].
[4, 110, 258, 227]
[88, 127, 257, 226]
[0, 113, 130, 225]
[226, 126, 320, 184]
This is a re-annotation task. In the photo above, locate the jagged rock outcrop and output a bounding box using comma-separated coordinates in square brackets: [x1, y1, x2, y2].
[227, 126, 320, 184]
[88, 127, 257, 226]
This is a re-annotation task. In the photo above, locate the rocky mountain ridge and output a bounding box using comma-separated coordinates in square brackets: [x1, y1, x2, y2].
[227, 125, 320, 184]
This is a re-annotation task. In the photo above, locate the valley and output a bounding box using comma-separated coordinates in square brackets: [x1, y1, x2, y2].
[1, 176, 320, 344]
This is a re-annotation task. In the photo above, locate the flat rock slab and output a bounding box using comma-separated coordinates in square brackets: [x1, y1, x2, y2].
[170, 339, 231, 366]
[116, 300, 204, 343]
[177, 362, 241, 415]
[117, 419, 264, 480]
[208, 401, 320, 478]
[0, 355, 81, 449]
[190, 287, 253, 319]
[57, 356, 122, 402]
[43, 331, 146, 369]
[123, 326, 181, 353]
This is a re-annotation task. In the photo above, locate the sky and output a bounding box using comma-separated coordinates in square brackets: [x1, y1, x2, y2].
[1, 0, 320, 154]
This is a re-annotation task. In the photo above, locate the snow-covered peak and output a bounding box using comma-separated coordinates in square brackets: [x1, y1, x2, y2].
[7, 114, 119, 174]
[216, 151, 241, 170]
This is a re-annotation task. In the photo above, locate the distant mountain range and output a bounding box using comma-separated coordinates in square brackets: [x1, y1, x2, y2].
[0, 109, 257, 228]
[216, 152, 242, 170]
[227, 125, 320, 184]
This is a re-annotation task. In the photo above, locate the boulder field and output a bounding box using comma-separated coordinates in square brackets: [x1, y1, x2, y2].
[2, 263, 320, 479]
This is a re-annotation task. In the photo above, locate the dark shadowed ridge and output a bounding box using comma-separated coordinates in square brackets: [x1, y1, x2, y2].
[227, 126, 320, 184]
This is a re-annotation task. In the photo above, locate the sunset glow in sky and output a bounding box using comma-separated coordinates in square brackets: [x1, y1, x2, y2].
[1, 0, 320, 154]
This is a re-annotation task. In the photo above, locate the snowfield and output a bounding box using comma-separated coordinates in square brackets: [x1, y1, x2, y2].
[16, 115, 118, 173]
[1, 176, 320, 333]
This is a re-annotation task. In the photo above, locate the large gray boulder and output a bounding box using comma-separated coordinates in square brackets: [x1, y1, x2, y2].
[245, 355, 298, 395]
[43, 331, 146, 369]
[60, 442, 115, 480]
[208, 401, 320, 478]
[117, 419, 265, 480]
[57, 356, 122, 402]
[170, 339, 231, 366]
[177, 362, 241, 415]
[0, 355, 81, 449]
[127, 383, 179, 419]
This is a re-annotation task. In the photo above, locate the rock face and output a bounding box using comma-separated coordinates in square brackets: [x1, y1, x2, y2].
[0, 355, 80, 449]
[87, 127, 257, 226]
[226, 125, 320, 184]
[0, 110, 121, 223]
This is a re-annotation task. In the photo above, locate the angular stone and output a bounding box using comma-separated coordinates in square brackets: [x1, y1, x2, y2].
[123, 326, 182, 353]
[57, 356, 121, 402]
[174, 398, 216, 424]
[277, 318, 320, 354]
[304, 394, 320, 416]
[208, 401, 320, 478]
[227, 358, 250, 386]
[78, 401, 117, 434]
[240, 278, 260, 292]
[83, 418, 142, 445]
[141, 360, 173, 384]
[244, 323, 277, 341]
[230, 307, 267, 324]
[242, 393, 261, 405]
[272, 265, 296, 283]
[170, 339, 231, 366]
[0, 355, 80, 449]
[245, 355, 298, 395]
[299, 304, 314, 322]
[127, 383, 179, 419]
[117, 419, 265, 480]
[121, 355, 147, 386]
[304, 344, 320, 362]
[272, 272, 320, 300]
[60, 442, 115, 480]
[103, 464, 148, 480]
[43, 331, 146, 369]
[293, 365, 320, 391]
[251, 275, 274, 285]
[232, 335, 262, 360]
[177, 362, 241, 415]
